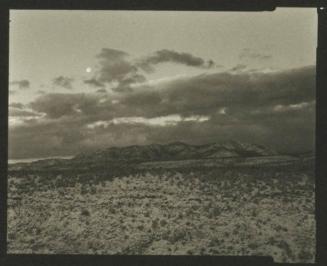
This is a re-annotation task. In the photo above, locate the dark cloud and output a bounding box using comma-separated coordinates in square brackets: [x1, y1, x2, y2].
[117, 65, 315, 119]
[10, 79, 30, 89]
[95, 48, 140, 84]
[84, 78, 105, 88]
[137, 49, 215, 72]
[207, 60, 215, 68]
[29, 93, 100, 119]
[85, 48, 215, 92]
[97, 48, 129, 61]
[114, 74, 147, 92]
[230, 64, 247, 72]
[9, 66, 315, 158]
[239, 48, 272, 61]
[96, 88, 107, 93]
[53, 76, 74, 90]
[31, 65, 315, 120]
[85, 48, 146, 92]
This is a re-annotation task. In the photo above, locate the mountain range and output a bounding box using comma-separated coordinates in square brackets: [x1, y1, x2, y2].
[74, 141, 277, 163]
[9, 141, 314, 173]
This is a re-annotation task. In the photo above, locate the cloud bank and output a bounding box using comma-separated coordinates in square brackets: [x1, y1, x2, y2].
[9, 64, 315, 159]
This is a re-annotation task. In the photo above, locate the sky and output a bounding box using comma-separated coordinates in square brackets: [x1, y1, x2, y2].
[8, 8, 317, 159]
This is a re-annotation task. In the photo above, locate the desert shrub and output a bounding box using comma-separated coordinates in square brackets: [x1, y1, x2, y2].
[248, 243, 259, 249]
[137, 225, 144, 231]
[167, 229, 188, 243]
[160, 219, 167, 227]
[298, 250, 313, 261]
[177, 212, 183, 219]
[81, 209, 90, 216]
[7, 232, 16, 240]
[282, 227, 288, 232]
[89, 186, 97, 194]
[192, 205, 200, 211]
[210, 207, 221, 217]
[109, 208, 116, 214]
[57, 187, 65, 196]
[209, 237, 223, 246]
[151, 219, 158, 230]
[81, 185, 88, 195]
[276, 240, 293, 259]
[275, 224, 283, 231]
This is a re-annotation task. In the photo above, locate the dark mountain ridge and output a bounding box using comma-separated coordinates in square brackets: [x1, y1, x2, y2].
[8, 141, 315, 173]
[74, 140, 277, 163]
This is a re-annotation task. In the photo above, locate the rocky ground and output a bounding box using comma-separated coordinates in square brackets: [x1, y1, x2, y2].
[7, 165, 315, 263]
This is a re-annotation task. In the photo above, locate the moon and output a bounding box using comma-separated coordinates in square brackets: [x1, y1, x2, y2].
[86, 67, 92, 73]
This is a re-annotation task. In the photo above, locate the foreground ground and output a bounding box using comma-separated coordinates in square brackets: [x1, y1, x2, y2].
[8, 163, 315, 263]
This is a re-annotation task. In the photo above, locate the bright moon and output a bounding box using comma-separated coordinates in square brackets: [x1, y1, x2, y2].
[86, 67, 92, 73]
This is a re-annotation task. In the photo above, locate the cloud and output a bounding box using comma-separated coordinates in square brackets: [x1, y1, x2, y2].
[84, 78, 105, 88]
[9, 65, 315, 158]
[84, 48, 215, 92]
[239, 48, 272, 61]
[230, 64, 247, 72]
[9, 108, 40, 117]
[30, 65, 315, 120]
[9, 102, 25, 109]
[29, 93, 100, 119]
[273, 101, 314, 113]
[96, 88, 107, 93]
[53, 76, 74, 90]
[10, 79, 30, 89]
[37, 90, 46, 95]
[137, 49, 215, 72]
[87, 114, 209, 129]
[84, 48, 146, 92]
[97, 49, 137, 83]
[115, 74, 147, 91]
[9, 106, 44, 128]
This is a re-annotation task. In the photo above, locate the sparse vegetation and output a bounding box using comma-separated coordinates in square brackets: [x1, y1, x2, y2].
[7, 150, 315, 263]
